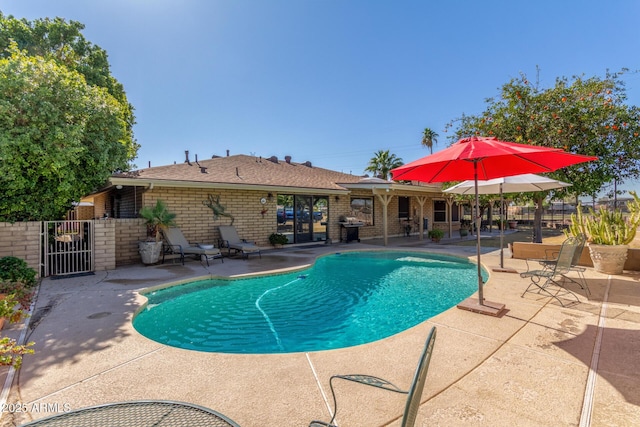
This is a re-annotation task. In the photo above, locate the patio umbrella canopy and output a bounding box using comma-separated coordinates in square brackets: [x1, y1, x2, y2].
[443, 174, 572, 196]
[391, 136, 597, 316]
[444, 174, 572, 268]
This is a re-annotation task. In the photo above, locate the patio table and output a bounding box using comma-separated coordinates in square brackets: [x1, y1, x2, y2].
[19, 400, 240, 427]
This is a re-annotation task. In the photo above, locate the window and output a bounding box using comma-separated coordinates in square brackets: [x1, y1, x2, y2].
[433, 200, 447, 222]
[398, 197, 410, 219]
[350, 197, 374, 225]
[451, 202, 460, 222]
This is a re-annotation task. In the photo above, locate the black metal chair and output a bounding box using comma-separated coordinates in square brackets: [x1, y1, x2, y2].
[309, 326, 437, 427]
[520, 236, 582, 306]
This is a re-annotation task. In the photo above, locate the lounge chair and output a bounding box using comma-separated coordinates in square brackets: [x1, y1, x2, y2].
[537, 233, 590, 295]
[520, 236, 582, 306]
[218, 225, 261, 259]
[161, 227, 223, 266]
[309, 326, 437, 427]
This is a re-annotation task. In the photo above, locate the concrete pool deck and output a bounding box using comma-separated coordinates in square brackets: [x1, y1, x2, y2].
[2, 237, 639, 426]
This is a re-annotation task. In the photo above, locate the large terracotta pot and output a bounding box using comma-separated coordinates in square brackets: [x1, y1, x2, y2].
[588, 244, 629, 275]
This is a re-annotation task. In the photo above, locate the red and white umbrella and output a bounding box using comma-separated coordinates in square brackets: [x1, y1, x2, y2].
[391, 136, 597, 315]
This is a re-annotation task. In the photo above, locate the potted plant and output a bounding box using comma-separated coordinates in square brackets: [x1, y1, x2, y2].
[508, 218, 518, 229]
[138, 200, 177, 264]
[459, 220, 470, 238]
[268, 232, 289, 248]
[566, 191, 640, 274]
[428, 228, 445, 243]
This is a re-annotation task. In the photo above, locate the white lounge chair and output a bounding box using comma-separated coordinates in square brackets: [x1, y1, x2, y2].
[161, 227, 223, 266]
[218, 225, 261, 259]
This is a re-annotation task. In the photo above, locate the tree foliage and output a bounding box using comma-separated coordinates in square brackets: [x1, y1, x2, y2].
[446, 70, 640, 200]
[444, 70, 640, 242]
[0, 45, 130, 220]
[365, 150, 403, 180]
[421, 127, 439, 154]
[0, 13, 139, 221]
[0, 12, 137, 159]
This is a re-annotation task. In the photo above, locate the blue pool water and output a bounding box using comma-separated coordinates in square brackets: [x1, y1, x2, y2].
[133, 251, 487, 354]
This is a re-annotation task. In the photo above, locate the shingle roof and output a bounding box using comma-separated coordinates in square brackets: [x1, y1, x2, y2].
[114, 154, 366, 191]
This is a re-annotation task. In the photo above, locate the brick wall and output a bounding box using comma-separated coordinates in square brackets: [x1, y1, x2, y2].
[94, 220, 116, 271]
[0, 222, 41, 275]
[114, 218, 147, 266]
[141, 188, 277, 246]
[327, 191, 438, 241]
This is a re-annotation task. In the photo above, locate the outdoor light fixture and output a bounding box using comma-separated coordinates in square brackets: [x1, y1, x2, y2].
[116, 185, 123, 190]
[335, 196, 340, 201]
[267, 193, 273, 201]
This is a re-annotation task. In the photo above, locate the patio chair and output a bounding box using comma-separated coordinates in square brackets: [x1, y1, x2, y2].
[161, 227, 223, 266]
[520, 236, 582, 306]
[537, 234, 590, 295]
[218, 225, 261, 259]
[309, 326, 437, 427]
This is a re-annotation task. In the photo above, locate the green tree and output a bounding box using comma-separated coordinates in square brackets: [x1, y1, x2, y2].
[0, 12, 137, 161]
[0, 44, 130, 221]
[446, 69, 640, 242]
[365, 150, 403, 180]
[421, 127, 439, 154]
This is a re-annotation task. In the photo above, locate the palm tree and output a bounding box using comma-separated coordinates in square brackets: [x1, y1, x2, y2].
[365, 150, 403, 180]
[421, 127, 439, 154]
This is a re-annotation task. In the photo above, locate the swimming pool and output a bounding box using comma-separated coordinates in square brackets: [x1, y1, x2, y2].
[134, 250, 487, 354]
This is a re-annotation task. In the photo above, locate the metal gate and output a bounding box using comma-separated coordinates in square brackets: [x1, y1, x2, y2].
[42, 220, 95, 277]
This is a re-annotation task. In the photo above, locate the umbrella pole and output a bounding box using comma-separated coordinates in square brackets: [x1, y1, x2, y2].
[458, 163, 506, 316]
[474, 164, 484, 305]
[500, 184, 504, 268]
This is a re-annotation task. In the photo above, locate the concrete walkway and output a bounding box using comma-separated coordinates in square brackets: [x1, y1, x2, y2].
[2, 237, 639, 426]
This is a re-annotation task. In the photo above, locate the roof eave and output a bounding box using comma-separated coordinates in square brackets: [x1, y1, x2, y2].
[107, 177, 351, 195]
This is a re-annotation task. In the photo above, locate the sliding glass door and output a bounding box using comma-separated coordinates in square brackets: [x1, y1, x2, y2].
[276, 194, 328, 244]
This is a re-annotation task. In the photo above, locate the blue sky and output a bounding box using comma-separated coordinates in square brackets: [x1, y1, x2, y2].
[2, 0, 640, 196]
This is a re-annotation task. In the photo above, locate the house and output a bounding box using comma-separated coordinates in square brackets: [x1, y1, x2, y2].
[76, 152, 463, 264]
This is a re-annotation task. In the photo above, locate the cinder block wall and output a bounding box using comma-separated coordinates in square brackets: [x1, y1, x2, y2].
[0, 222, 41, 275]
[142, 188, 278, 247]
[114, 219, 147, 266]
[94, 220, 116, 271]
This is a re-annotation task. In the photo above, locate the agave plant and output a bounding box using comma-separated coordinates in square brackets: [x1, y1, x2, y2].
[566, 191, 640, 245]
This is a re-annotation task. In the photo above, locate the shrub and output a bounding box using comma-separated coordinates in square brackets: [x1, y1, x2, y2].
[0, 281, 35, 309]
[0, 337, 34, 369]
[0, 257, 36, 288]
[428, 229, 445, 240]
[269, 233, 288, 245]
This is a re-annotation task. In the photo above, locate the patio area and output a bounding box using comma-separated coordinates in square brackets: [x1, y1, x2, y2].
[2, 236, 639, 426]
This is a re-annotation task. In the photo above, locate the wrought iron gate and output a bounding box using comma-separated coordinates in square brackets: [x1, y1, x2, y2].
[42, 220, 95, 277]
